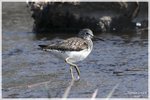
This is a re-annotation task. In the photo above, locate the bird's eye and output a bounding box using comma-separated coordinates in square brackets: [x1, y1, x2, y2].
[85, 32, 89, 35]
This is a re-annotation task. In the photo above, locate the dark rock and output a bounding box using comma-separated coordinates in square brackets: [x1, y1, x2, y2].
[27, 2, 148, 33]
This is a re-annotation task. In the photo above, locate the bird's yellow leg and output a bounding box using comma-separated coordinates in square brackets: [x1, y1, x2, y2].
[70, 65, 75, 80]
[65, 58, 80, 80]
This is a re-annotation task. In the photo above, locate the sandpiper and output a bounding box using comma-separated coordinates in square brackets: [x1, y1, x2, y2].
[39, 28, 94, 80]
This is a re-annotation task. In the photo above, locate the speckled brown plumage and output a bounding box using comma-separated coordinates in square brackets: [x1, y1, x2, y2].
[39, 37, 89, 51]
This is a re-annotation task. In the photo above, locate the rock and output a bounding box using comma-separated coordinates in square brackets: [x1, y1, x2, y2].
[27, 2, 148, 33]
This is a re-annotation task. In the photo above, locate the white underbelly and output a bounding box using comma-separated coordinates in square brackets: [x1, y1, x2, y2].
[64, 49, 91, 62]
[48, 49, 91, 63]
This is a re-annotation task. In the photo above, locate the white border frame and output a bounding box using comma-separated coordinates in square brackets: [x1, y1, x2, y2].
[1, 0, 149, 100]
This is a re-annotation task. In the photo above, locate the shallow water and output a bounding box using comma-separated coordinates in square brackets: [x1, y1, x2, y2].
[2, 2, 148, 98]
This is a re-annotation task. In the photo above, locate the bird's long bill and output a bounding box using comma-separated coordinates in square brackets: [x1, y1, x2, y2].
[93, 36, 105, 41]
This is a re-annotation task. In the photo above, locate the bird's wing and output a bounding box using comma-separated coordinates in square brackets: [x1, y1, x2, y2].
[45, 37, 88, 51]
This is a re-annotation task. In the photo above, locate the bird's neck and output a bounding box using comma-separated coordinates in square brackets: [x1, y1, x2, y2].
[86, 38, 93, 51]
[83, 37, 91, 41]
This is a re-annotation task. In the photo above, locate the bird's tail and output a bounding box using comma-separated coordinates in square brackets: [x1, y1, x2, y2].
[38, 45, 47, 49]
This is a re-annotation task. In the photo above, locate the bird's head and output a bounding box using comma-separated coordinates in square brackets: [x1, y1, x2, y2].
[78, 28, 94, 40]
